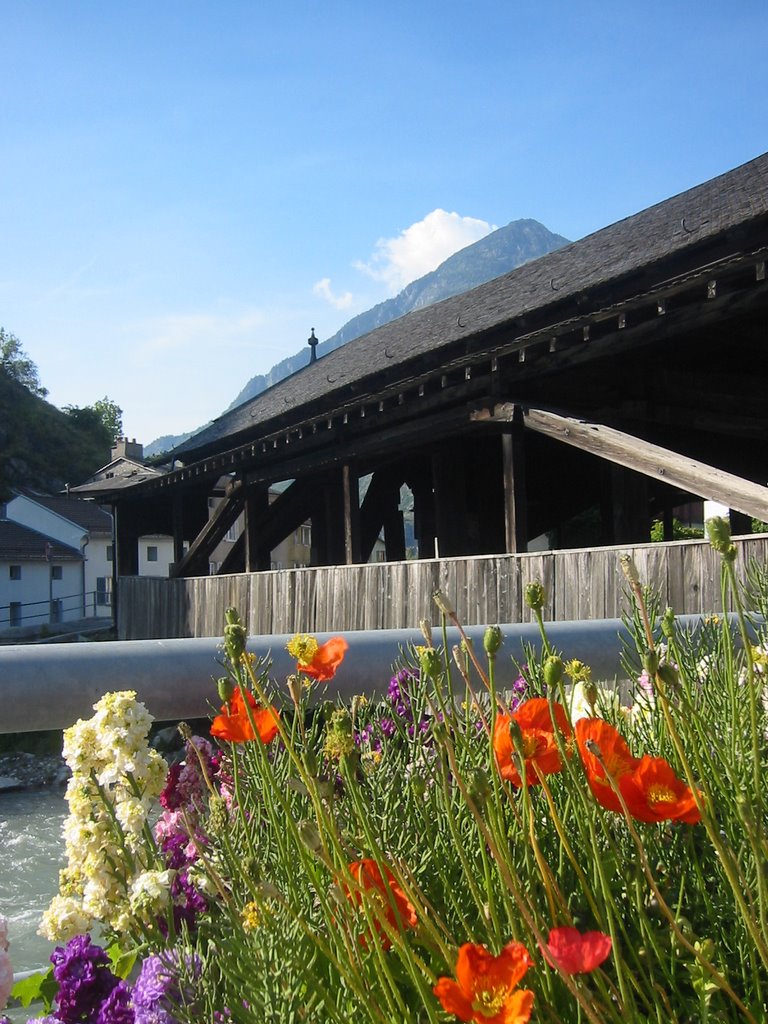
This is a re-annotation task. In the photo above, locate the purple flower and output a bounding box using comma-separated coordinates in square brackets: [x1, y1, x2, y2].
[50, 935, 119, 1023]
[132, 952, 201, 1024]
[379, 717, 396, 739]
[97, 981, 134, 1024]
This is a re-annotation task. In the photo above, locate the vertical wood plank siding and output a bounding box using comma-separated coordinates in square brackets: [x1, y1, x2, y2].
[117, 536, 768, 640]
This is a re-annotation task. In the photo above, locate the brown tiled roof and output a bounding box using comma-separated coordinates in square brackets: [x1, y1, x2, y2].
[0, 521, 82, 561]
[174, 150, 768, 461]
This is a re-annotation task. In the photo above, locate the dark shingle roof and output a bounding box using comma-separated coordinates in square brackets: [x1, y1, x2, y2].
[0, 521, 82, 561]
[175, 151, 768, 461]
[16, 493, 113, 535]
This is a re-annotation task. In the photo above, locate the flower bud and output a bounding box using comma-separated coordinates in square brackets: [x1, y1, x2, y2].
[706, 516, 737, 561]
[507, 717, 525, 751]
[303, 747, 319, 777]
[419, 619, 433, 645]
[467, 766, 491, 807]
[483, 626, 503, 657]
[583, 680, 598, 709]
[286, 674, 303, 707]
[224, 620, 247, 662]
[433, 589, 455, 618]
[524, 581, 545, 612]
[298, 820, 323, 853]
[542, 655, 564, 689]
[643, 649, 659, 675]
[417, 645, 442, 680]
[619, 554, 641, 586]
[656, 663, 680, 690]
[661, 607, 676, 638]
[217, 677, 234, 704]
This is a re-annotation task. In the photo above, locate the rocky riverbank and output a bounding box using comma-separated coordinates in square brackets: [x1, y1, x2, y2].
[0, 752, 69, 792]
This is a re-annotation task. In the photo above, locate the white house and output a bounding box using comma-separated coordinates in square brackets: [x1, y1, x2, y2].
[0, 492, 114, 633]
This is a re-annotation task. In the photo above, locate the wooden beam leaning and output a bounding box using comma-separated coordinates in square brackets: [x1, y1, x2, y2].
[471, 402, 768, 523]
[171, 479, 246, 578]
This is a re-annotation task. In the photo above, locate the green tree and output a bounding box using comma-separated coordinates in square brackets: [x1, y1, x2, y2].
[0, 327, 48, 397]
[91, 396, 123, 443]
[64, 396, 123, 444]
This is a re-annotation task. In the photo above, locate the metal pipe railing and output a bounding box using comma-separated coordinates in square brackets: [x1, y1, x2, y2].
[0, 617, 664, 734]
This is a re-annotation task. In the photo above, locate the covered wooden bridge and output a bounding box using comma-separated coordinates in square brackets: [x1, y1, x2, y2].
[82, 153, 768, 635]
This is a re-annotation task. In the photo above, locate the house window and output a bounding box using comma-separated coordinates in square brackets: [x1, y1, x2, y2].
[50, 599, 63, 624]
[147, 546, 158, 562]
[96, 577, 112, 607]
[298, 525, 311, 547]
[106, 545, 114, 562]
[224, 522, 240, 543]
[9, 602, 22, 627]
[9, 565, 21, 580]
[51, 565, 63, 580]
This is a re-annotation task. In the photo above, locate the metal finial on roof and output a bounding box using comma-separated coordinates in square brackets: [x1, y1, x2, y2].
[308, 328, 318, 363]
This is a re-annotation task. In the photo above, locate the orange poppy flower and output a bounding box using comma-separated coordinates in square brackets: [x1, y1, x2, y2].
[493, 697, 572, 787]
[210, 686, 280, 744]
[543, 926, 612, 974]
[299, 636, 349, 682]
[433, 941, 534, 1024]
[575, 718, 638, 813]
[344, 858, 417, 949]
[619, 755, 701, 825]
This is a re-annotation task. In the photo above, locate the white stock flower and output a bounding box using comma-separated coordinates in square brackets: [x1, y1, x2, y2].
[38, 895, 93, 943]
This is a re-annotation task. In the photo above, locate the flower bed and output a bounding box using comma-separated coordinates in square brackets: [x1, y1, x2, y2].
[2, 518, 767, 1023]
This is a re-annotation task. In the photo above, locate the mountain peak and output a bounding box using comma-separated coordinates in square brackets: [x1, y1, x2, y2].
[145, 218, 569, 456]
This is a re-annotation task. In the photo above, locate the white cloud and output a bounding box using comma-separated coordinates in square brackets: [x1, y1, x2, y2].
[312, 277, 353, 310]
[355, 210, 497, 294]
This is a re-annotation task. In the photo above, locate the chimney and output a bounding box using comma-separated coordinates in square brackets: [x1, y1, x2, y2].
[111, 437, 144, 462]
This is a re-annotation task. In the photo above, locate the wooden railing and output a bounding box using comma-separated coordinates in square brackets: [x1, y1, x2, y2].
[116, 535, 768, 640]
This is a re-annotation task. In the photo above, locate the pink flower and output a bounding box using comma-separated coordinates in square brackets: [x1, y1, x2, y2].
[543, 926, 612, 974]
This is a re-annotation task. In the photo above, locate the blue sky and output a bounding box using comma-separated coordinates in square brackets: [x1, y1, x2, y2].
[2, 1, 766, 445]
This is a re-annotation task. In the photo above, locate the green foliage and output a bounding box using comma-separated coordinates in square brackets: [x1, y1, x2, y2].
[0, 368, 112, 498]
[21, 530, 768, 1023]
[64, 395, 123, 444]
[650, 517, 705, 542]
[11, 966, 56, 1010]
[0, 326, 48, 397]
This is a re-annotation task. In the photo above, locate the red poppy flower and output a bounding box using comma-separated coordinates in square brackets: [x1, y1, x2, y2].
[493, 698, 572, 787]
[300, 636, 349, 682]
[210, 686, 280, 744]
[543, 926, 612, 974]
[344, 859, 417, 950]
[575, 718, 638, 813]
[619, 755, 701, 825]
[433, 941, 534, 1024]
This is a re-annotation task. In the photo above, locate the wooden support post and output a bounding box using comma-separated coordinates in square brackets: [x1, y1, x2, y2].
[342, 463, 361, 565]
[113, 504, 140, 577]
[172, 494, 185, 567]
[608, 464, 649, 544]
[383, 504, 406, 561]
[501, 414, 527, 553]
[244, 487, 270, 571]
[432, 446, 468, 556]
[409, 470, 437, 559]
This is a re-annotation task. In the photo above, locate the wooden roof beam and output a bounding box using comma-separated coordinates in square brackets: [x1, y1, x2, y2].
[471, 402, 768, 523]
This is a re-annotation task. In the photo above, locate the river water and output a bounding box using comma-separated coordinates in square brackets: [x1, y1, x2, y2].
[0, 789, 66, 979]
